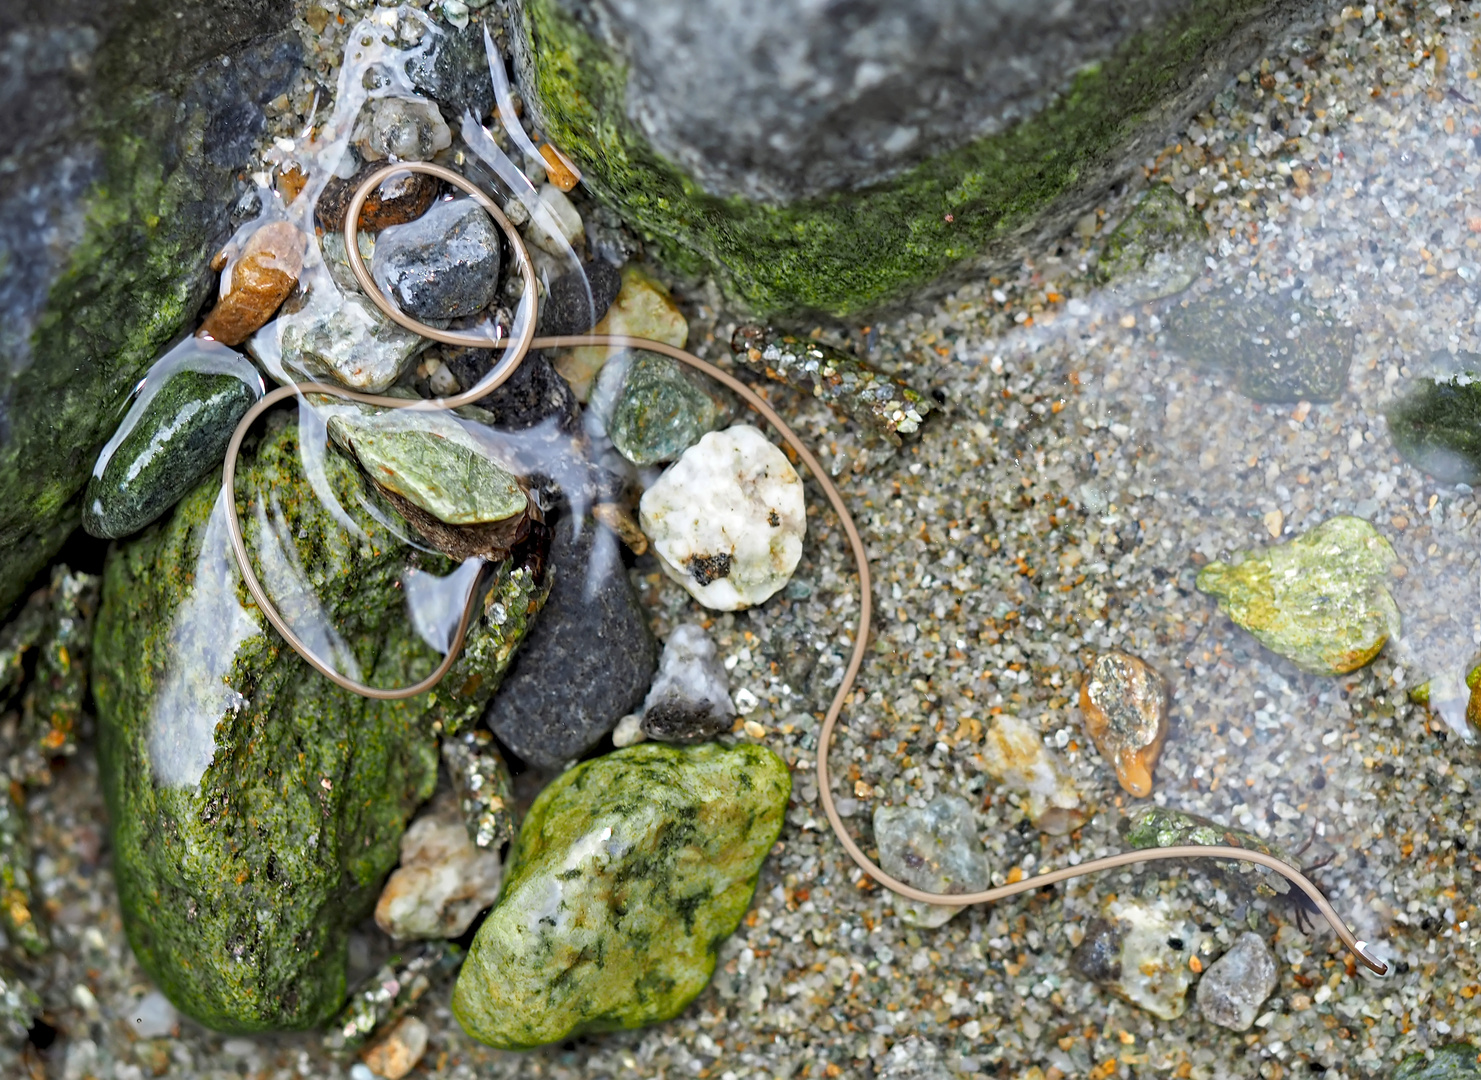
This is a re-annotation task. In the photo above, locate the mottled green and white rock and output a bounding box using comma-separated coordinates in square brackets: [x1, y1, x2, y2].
[255, 292, 424, 393]
[451, 742, 790, 1048]
[325, 406, 526, 525]
[1124, 805, 1297, 899]
[1386, 372, 1481, 485]
[1098, 184, 1205, 302]
[1195, 516, 1399, 675]
[606, 353, 722, 466]
[93, 413, 547, 1033]
[873, 794, 989, 928]
[1161, 286, 1351, 403]
[1071, 899, 1202, 1020]
[1395, 1044, 1481, 1078]
[84, 342, 262, 539]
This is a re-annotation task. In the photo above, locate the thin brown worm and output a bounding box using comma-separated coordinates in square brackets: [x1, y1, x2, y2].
[215, 166, 1390, 977]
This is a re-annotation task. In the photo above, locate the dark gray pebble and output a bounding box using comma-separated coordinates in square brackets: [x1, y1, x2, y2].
[536, 261, 622, 337]
[373, 198, 501, 321]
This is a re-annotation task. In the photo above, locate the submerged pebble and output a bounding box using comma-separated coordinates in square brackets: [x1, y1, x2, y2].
[1196, 931, 1277, 1031]
[85, 363, 261, 539]
[353, 97, 452, 162]
[556, 267, 688, 400]
[872, 794, 990, 928]
[640, 623, 734, 743]
[321, 229, 377, 293]
[1072, 900, 1202, 1020]
[324, 944, 459, 1055]
[451, 743, 790, 1048]
[639, 425, 806, 611]
[1161, 285, 1352, 403]
[731, 325, 932, 445]
[374, 790, 503, 941]
[483, 513, 656, 769]
[440, 728, 515, 850]
[536, 260, 623, 338]
[1394, 1045, 1481, 1078]
[404, 22, 495, 122]
[372, 197, 502, 321]
[976, 713, 1087, 835]
[604, 353, 722, 466]
[1098, 184, 1205, 301]
[1123, 805, 1299, 899]
[199, 221, 305, 346]
[264, 291, 425, 392]
[1079, 650, 1168, 798]
[1386, 372, 1481, 484]
[315, 164, 441, 234]
[1195, 515, 1399, 675]
[361, 1015, 429, 1080]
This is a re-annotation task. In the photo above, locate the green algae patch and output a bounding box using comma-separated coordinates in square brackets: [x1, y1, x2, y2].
[521, 0, 1275, 316]
[1386, 374, 1481, 485]
[1395, 1044, 1481, 1079]
[452, 742, 791, 1048]
[1195, 516, 1398, 676]
[92, 412, 546, 1033]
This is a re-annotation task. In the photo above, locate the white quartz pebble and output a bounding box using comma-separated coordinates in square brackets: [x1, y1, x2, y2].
[639, 425, 805, 610]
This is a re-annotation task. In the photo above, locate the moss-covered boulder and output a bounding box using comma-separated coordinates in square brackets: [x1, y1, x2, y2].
[511, 0, 1316, 316]
[93, 412, 548, 1033]
[0, 0, 298, 608]
[1395, 1045, 1481, 1079]
[1195, 516, 1398, 675]
[452, 742, 790, 1048]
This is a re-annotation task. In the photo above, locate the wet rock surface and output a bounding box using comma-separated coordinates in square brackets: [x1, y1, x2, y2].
[372, 197, 502, 321]
[640, 425, 806, 610]
[556, 267, 688, 399]
[263, 291, 426, 392]
[873, 794, 990, 928]
[483, 512, 655, 768]
[639, 623, 734, 742]
[404, 23, 496, 123]
[84, 361, 260, 540]
[1079, 649, 1168, 797]
[353, 97, 453, 162]
[452, 742, 790, 1048]
[92, 413, 545, 1032]
[536, 260, 623, 337]
[374, 791, 503, 941]
[1196, 931, 1278, 1032]
[1196, 515, 1400, 676]
[1161, 285, 1352, 403]
[315, 164, 442, 235]
[604, 353, 722, 466]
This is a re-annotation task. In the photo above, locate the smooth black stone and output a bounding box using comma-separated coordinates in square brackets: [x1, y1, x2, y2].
[446, 350, 579, 432]
[536, 261, 623, 337]
[372, 198, 501, 321]
[405, 23, 497, 123]
[483, 512, 655, 769]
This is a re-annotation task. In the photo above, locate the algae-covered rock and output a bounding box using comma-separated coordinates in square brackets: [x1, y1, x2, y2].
[1386, 374, 1481, 485]
[452, 742, 790, 1048]
[1098, 184, 1205, 301]
[1161, 285, 1351, 403]
[1195, 516, 1398, 675]
[93, 413, 548, 1033]
[1395, 1045, 1481, 1079]
[1124, 805, 1297, 898]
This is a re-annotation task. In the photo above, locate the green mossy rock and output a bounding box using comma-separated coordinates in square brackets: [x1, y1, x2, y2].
[1395, 1044, 1481, 1079]
[609, 354, 721, 466]
[517, 0, 1302, 316]
[1195, 516, 1398, 676]
[452, 742, 790, 1048]
[93, 412, 547, 1033]
[84, 364, 259, 540]
[1386, 374, 1481, 485]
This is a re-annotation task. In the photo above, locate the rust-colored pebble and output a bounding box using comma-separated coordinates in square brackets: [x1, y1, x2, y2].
[314, 164, 440, 234]
[197, 221, 304, 347]
[1079, 650, 1169, 798]
[538, 143, 580, 192]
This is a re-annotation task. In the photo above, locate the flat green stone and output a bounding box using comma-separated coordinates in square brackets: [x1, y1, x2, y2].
[1099, 184, 1205, 302]
[452, 742, 791, 1049]
[326, 407, 526, 525]
[1161, 285, 1351, 403]
[1195, 516, 1398, 676]
[609, 354, 721, 466]
[85, 367, 259, 539]
[93, 413, 547, 1033]
[1386, 372, 1481, 485]
[1395, 1045, 1481, 1079]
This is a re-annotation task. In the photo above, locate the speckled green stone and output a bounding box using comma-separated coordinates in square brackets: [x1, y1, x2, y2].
[1098, 184, 1205, 302]
[93, 413, 546, 1033]
[326, 407, 527, 525]
[609, 354, 721, 466]
[1395, 1044, 1481, 1079]
[1386, 372, 1481, 485]
[1195, 516, 1398, 675]
[1124, 805, 1296, 898]
[452, 742, 790, 1048]
[84, 371, 257, 539]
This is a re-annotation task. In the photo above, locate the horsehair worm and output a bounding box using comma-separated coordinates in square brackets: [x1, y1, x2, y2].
[217, 161, 1388, 979]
